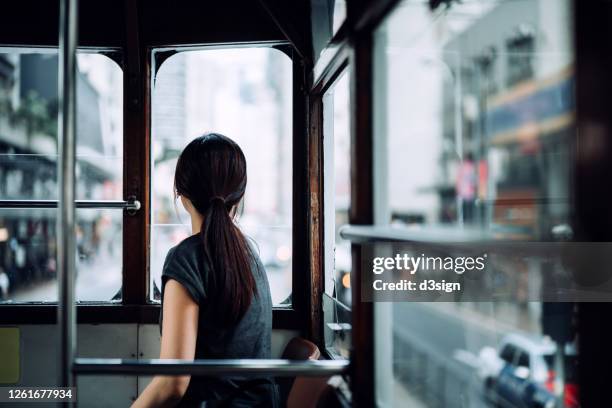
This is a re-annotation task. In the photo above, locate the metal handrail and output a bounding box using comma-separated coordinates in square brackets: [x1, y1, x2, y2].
[74, 358, 350, 377]
[0, 199, 141, 211]
[57, 0, 78, 394]
[339, 225, 492, 244]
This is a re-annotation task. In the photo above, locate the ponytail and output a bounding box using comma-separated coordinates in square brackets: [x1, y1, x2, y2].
[175, 133, 256, 327]
[201, 196, 256, 327]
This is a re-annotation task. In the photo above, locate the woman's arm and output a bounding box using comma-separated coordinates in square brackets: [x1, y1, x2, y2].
[132, 279, 199, 408]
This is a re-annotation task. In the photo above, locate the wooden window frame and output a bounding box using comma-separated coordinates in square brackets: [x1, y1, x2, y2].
[306, 1, 404, 407]
[316, 1, 612, 407]
[0, 44, 307, 331]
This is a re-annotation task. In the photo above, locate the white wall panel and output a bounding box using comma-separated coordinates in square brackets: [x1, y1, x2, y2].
[10, 324, 300, 406]
[76, 324, 138, 407]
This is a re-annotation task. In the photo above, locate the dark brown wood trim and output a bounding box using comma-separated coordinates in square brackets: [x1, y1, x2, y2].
[272, 308, 302, 330]
[573, 1, 612, 406]
[0, 2, 288, 49]
[291, 51, 312, 337]
[328, 21, 348, 47]
[572, 2, 612, 242]
[349, 43, 374, 224]
[307, 95, 324, 345]
[122, 0, 150, 305]
[307, 44, 351, 348]
[348, 28, 375, 408]
[257, 0, 311, 63]
[0, 306, 300, 328]
[0, 305, 159, 324]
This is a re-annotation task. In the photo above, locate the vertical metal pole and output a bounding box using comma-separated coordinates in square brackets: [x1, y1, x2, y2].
[372, 23, 393, 408]
[57, 0, 78, 395]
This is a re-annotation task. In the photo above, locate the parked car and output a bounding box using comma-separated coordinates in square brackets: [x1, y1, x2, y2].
[480, 333, 578, 408]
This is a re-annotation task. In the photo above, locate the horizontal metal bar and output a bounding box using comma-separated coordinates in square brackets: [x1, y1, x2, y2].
[0, 199, 141, 211]
[339, 225, 492, 244]
[73, 358, 349, 377]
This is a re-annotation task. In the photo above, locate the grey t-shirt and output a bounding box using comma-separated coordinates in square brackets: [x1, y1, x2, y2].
[160, 234, 277, 407]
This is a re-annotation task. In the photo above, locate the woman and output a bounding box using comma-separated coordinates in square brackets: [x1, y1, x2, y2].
[133, 133, 277, 407]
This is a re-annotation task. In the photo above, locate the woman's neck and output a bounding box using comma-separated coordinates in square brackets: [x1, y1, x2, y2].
[190, 212, 204, 235]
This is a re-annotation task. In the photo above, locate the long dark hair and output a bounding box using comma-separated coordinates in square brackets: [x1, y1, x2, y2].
[174, 133, 256, 326]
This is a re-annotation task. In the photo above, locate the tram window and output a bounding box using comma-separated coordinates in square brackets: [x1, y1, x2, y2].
[150, 48, 293, 306]
[373, 0, 576, 406]
[322, 71, 351, 358]
[0, 50, 123, 303]
[311, 0, 347, 61]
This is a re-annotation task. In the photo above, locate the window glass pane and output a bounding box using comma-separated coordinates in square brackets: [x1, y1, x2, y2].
[374, 1, 577, 406]
[150, 48, 293, 306]
[323, 71, 351, 357]
[311, 0, 347, 62]
[0, 50, 123, 303]
[0, 52, 123, 200]
[0, 208, 122, 302]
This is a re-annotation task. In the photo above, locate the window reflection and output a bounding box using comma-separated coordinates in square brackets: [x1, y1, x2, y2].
[0, 51, 123, 302]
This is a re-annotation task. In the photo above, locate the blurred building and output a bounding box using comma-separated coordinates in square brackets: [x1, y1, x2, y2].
[150, 49, 293, 303]
[429, 0, 574, 338]
[152, 49, 292, 221]
[153, 53, 187, 146]
[438, 0, 573, 239]
[0, 52, 122, 298]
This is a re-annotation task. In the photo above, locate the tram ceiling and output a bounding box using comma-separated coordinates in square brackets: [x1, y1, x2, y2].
[0, 0, 311, 49]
